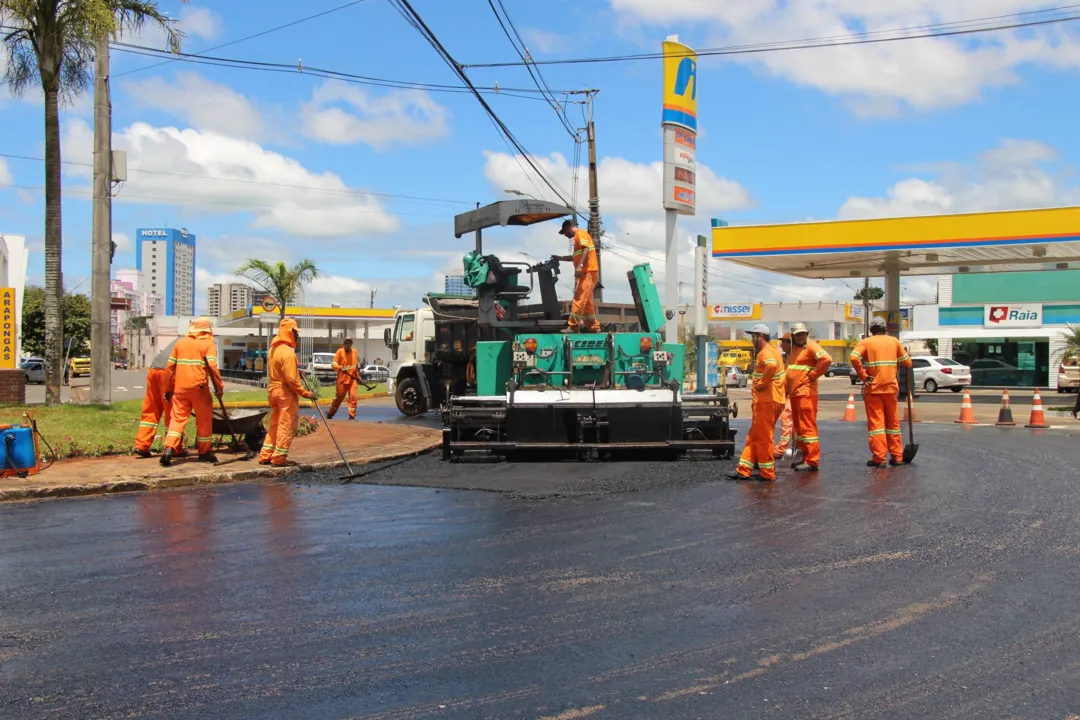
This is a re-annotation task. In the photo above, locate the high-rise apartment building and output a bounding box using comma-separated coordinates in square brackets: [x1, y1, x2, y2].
[135, 227, 195, 316]
[208, 283, 254, 317]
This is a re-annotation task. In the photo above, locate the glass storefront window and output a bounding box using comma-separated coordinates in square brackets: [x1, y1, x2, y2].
[953, 339, 1048, 387]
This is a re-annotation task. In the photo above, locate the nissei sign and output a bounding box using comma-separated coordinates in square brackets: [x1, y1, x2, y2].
[709, 303, 761, 320]
[984, 303, 1042, 327]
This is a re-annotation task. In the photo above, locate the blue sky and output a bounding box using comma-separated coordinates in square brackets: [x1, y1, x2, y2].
[3, 0, 1080, 311]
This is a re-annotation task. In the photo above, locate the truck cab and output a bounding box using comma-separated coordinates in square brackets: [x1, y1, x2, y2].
[384, 308, 436, 415]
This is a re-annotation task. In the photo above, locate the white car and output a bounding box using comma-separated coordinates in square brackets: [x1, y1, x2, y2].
[359, 365, 391, 383]
[21, 360, 45, 384]
[911, 356, 971, 393]
[721, 365, 748, 388]
[308, 352, 337, 382]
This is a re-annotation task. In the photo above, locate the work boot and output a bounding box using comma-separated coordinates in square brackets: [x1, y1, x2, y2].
[132, 448, 152, 459]
[271, 460, 299, 468]
[348, 416, 356, 421]
[159, 448, 174, 467]
[725, 470, 754, 481]
[198, 453, 218, 463]
[258, 459, 271, 466]
[326, 410, 336, 420]
[792, 462, 819, 472]
[889, 458, 904, 467]
[866, 460, 887, 469]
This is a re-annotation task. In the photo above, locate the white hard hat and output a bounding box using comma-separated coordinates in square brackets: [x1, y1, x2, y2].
[790, 322, 808, 335]
[746, 323, 771, 338]
[869, 316, 888, 329]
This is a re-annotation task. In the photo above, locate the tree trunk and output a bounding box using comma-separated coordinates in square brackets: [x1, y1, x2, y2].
[43, 87, 64, 405]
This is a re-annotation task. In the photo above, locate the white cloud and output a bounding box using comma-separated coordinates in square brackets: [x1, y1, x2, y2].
[610, 0, 1080, 115]
[521, 27, 567, 54]
[0, 158, 11, 185]
[482, 150, 753, 218]
[62, 119, 401, 238]
[177, 6, 220, 41]
[300, 82, 449, 149]
[839, 138, 1080, 219]
[123, 72, 264, 140]
[112, 232, 132, 253]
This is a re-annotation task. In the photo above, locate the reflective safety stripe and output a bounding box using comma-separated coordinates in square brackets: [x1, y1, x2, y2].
[865, 360, 897, 367]
[139, 421, 158, 428]
[196, 436, 213, 443]
[885, 429, 903, 435]
[851, 351, 863, 360]
[787, 364, 814, 371]
[763, 358, 778, 365]
[166, 430, 183, 438]
[868, 429, 886, 436]
[171, 358, 207, 366]
[758, 460, 775, 469]
[899, 354, 911, 362]
[738, 458, 755, 469]
[815, 351, 829, 359]
[774, 371, 787, 378]
[798, 436, 820, 443]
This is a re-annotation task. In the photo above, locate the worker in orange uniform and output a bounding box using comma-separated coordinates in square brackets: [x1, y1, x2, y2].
[327, 336, 360, 421]
[785, 322, 832, 472]
[727, 324, 786, 482]
[133, 338, 181, 458]
[553, 219, 601, 333]
[775, 333, 794, 460]
[850, 316, 912, 468]
[259, 317, 316, 467]
[160, 317, 223, 467]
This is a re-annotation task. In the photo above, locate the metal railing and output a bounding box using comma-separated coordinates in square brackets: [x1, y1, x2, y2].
[220, 369, 266, 387]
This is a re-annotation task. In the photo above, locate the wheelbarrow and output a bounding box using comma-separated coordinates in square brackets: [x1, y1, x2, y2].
[211, 406, 268, 460]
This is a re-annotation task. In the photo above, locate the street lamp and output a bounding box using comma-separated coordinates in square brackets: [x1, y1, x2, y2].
[504, 189, 536, 199]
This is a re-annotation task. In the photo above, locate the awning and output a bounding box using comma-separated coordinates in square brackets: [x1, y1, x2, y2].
[454, 199, 574, 238]
[712, 206, 1080, 279]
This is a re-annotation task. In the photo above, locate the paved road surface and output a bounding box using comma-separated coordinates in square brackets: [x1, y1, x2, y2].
[2, 422, 1080, 718]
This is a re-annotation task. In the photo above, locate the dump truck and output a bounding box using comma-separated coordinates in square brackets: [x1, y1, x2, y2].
[395, 199, 737, 462]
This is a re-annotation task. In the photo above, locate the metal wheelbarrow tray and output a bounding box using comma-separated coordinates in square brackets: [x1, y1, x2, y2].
[211, 407, 269, 453]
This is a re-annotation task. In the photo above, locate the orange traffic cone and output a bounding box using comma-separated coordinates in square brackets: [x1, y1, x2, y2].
[842, 393, 857, 421]
[1025, 388, 1050, 429]
[954, 388, 977, 424]
[995, 389, 1015, 426]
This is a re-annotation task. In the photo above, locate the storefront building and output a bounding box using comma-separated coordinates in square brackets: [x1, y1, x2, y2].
[904, 270, 1080, 389]
[707, 301, 882, 362]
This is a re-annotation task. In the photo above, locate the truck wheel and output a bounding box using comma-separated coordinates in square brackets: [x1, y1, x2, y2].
[395, 377, 428, 417]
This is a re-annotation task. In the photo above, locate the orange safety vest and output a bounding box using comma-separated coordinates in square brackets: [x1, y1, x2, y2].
[751, 343, 787, 405]
[166, 334, 222, 394]
[333, 348, 359, 378]
[851, 335, 912, 394]
[786, 340, 832, 397]
[268, 321, 308, 398]
[572, 229, 599, 273]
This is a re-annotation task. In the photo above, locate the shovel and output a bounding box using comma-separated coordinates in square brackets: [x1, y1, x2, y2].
[310, 396, 356, 478]
[902, 390, 919, 463]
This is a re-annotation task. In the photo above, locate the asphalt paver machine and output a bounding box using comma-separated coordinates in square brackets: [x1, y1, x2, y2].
[440, 200, 736, 462]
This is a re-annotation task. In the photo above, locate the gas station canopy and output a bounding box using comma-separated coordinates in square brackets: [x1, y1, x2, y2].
[454, 199, 574, 238]
[712, 206, 1080, 279]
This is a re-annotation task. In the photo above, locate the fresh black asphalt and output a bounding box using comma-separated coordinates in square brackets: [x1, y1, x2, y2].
[2, 420, 1080, 719]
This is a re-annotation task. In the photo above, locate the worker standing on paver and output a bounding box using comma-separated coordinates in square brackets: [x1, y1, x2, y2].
[775, 333, 794, 460]
[259, 317, 316, 467]
[786, 323, 832, 472]
[850, 316, 912, 468]
[160, 317, 223, 467]
[327, 337, 360, 421]
[553, 219, 601, 333]
[132, 338, 181, 458]
[728, 324, 786, 482]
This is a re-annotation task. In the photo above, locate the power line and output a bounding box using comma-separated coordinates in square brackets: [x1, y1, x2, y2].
[385, 0, 574, 207]
[113, 0, 372, 78]
[463, 6, 1080, 68]
[0, 152, 472, 206]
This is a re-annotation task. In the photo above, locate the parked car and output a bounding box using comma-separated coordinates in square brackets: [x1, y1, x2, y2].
[69, 356, 91, 378]
[850, 367, 861, 386]
[912, 356, 971, 393]
[968, 358, 1019, 386]
[21, 360, 45, 384]
[359, 364, 391, 383]
[1059, 356, 1079, 392]
[825, 361, 851, 378]
[308, 352, 337, 382]
[721, 365, 748, 388]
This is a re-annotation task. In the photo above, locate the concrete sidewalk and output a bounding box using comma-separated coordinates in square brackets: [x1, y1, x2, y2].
[0, 420, 441, 503]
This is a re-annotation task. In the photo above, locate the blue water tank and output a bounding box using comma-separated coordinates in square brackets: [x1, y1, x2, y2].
[2, 426, 37, 472]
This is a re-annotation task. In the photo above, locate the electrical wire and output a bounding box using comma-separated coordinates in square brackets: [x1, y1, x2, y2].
[113, 0, 372, 78]
[0, 152, 473, 206]
[463, 6, 1080, 68]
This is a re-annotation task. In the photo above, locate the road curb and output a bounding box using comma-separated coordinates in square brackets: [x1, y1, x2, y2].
[222, 392, 387, 409]
[0, 440, 439, 503]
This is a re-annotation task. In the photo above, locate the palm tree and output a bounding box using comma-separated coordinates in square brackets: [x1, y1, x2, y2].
[236, 259, 320, 320]
[1, 1, 181, 403]
[1064, 323, 1080, 361]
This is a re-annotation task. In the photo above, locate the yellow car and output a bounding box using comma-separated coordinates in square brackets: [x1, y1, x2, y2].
[69, 357, 91, 378]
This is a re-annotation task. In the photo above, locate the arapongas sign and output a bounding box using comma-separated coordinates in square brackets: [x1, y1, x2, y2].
[984, 303, 1042, 327]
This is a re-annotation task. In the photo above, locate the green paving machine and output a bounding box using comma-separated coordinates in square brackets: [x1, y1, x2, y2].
[440, 200, 736, 462]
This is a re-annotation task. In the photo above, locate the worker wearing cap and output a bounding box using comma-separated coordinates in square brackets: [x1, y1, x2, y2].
[328, 337, 360, 421]
[851, 316, 912, 468]
[775, 333, 794, 460]
[552, 219, 601, 333]
[728, 324, 786, 481]
[786, 322, 832, 471]
[160, 317, 223, 466]
[133, 338, 182, 458]
[260, 317, 316, 467]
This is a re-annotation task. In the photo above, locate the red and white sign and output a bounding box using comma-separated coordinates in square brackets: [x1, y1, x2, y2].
[984, 303, 1042, 327]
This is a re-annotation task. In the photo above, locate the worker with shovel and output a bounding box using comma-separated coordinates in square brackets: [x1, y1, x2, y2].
[160, 317, 223, 467]
[850, 316, 912, 468]
[727, 324, 787, 482]
[786, 322, 832, 472]
[327, 337, 360, 421]
[259, 317, 316, 467]
[132, 338, 180, 458]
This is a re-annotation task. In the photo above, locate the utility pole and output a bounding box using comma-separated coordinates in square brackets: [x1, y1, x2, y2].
[90, 35, 112, 404]
[585, 90, 603, 301]
[862, 277, 871, 338]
